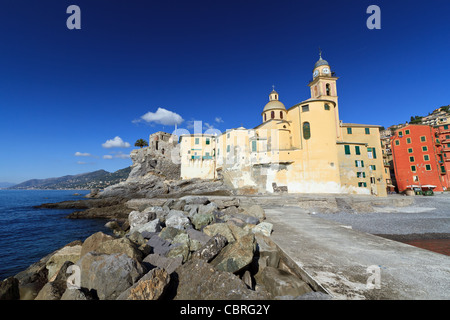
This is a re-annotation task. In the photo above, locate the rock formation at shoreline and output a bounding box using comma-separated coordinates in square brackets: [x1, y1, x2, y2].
[3, 197, 320, 300]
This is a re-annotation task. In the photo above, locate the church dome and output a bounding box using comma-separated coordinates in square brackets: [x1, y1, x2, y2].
[263, 89, 286, 112]
[314, 56, 329, 69]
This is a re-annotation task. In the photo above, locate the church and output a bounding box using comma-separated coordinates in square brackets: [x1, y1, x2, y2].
[179, 54, 387, 197]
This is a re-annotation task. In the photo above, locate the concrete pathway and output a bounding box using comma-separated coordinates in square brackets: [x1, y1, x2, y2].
[264, 206, 450, 300]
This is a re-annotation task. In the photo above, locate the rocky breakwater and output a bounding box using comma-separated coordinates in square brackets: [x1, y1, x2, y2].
[1, 196, 323, 300]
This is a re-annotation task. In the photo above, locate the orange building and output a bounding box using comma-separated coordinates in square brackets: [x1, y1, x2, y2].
[434, 123, 450, 187]
[391, 124, 448, 192]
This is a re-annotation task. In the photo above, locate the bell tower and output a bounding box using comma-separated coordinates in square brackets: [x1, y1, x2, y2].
[308, 50, 339, 105]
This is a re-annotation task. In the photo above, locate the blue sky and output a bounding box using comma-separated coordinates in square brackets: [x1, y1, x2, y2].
[1, 0, 450, 183]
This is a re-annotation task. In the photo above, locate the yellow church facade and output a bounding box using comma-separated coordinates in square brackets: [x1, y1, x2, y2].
[179, 54, 387, 196]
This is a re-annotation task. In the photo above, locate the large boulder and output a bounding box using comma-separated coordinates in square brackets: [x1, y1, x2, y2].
[254, 234, 280, 269]
[94, 237, 143, 261]
[256, 266, 312, 298]
[192, 234, 228, 262]
[240, 205, 266, 222]
[46, 244, 82, 281]
[203, 223, 235, 243]
[210, 233, 255, 274]
[117, 268, 170, 300]
[147, 234, 172, 256]
[128, 210, 156, 233]
[0, 277, 20, 300]
[76, 252, 145, 300]
[80, 231, 114, 257]
[35, 261, 74, 300]
[132, 218, 161, 234]
[251, 222, 273, 237]
[174, 258, 270, 300]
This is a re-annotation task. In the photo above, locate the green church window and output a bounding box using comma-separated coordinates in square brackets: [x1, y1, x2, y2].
[303, 122, 311, 140]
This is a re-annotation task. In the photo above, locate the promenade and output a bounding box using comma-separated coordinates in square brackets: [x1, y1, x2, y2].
[264, 206, 450, 299]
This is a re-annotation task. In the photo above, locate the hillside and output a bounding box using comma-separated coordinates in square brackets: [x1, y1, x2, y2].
[9, 167, 132, 190]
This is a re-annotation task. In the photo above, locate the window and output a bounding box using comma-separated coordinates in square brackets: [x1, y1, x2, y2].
[406, 137, 412, 144]
[411, 165, 416, 172]
[264, 113, 266, 121]
[227, 145, 230, 152]
[408, 148, 413, 153]
[409, 156, 415, 162]
[405, 129, 410, 135]
[206, 138, 210, 145]
[344, 145, 351, 155]
[356, 172, 366, 178]
[358, 182, 367, 187]
[395, 140, 400, 146]
[398, 131, 403, 137]
[326, 84, 331, 96]
[441, 166, 446, 174]
[420, 136, 426, 142]
[252, 140, 257, 152]
[446, 135, 450, 139]
[280, 111, 283, 119]
[302, 105, 309, 112]
[425, 164, 432, 171]
[447, 143, 450, 148]
[355, 160, 364, 168]
[424, 155, 430, 161]
[195, 138, 199, 145]
[227, 132, 230, 138]
[422, 146, 428, 152]
[355, 146, 361, 155]
[444, 125, 449, 130]
[365, 128, 370, 134]
[324, 103, 330, 110]
[271, 111, 275, 119]
[303, 122, 311, 140]
[369, 165, 376, 171]
[347, 127, 352, 134]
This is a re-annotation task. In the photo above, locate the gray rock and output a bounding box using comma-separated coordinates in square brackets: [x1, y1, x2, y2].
[203, 223, 235, 243]
[174, 259, 270, 300]
[165, 210, 191, 230]
[147, 235, 172, 256]
[210, 233, 255, 274]
[142, 254, 183, 274]
[254, 233, 280, 268]
[186, 228, 211, 245]
[192, 234, 228, 262]
[0, 277, 20, 300]
[76, 252, 145, 300]
[60, 288, 94, 300]
[198, 202, 218, 215]
[183, 204, 199, 218]
[46, 244, 82, 281]
[35, 261, 74, 300]
[251, 222, 273, 237]
[179, 195, 210, 205]
[128, 210, 156, 232]
[233, 213, 260, 225]
[131, 218, 161, 234]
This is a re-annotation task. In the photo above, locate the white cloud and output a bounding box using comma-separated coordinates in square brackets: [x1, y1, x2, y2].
[102, 136, 131, 149]
[74, 152, 92, 157]
[103, 152, 130, 160]
[138, 107, 184, 126]
[215, 117, 224, 123]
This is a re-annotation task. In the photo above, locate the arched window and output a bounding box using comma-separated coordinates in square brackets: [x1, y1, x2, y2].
[271, 111, 275, 119]
[280, 111, 283, 119]
[264, 113, 266, 121]
[326, 84, 331, 96]
[303, 122, 311, 140]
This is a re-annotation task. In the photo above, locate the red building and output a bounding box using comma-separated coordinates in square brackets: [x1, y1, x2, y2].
[391, 124, 448, 192]
[434, 123, 450, 187]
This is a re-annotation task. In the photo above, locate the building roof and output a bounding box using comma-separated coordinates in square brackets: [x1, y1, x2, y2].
[263, 100, 286, 112]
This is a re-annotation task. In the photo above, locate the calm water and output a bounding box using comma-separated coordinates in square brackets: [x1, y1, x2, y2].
[0, 190, 111, 280]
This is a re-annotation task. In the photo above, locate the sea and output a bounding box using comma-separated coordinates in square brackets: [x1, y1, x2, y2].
[0, 190, 111, 280]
